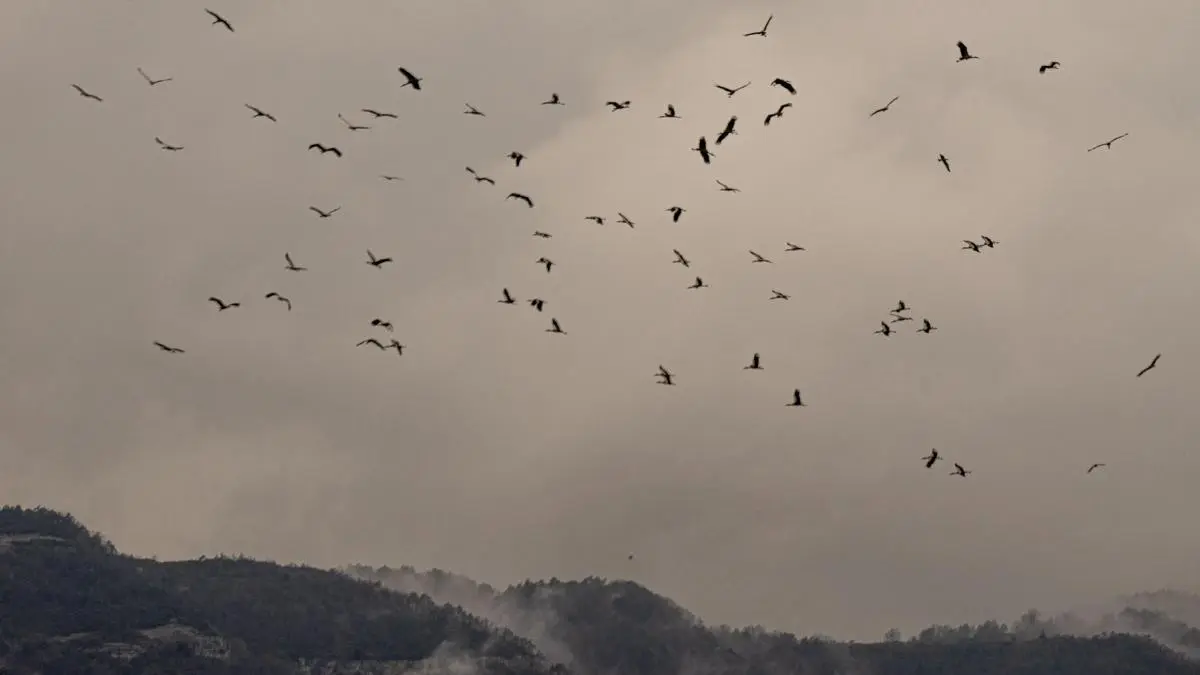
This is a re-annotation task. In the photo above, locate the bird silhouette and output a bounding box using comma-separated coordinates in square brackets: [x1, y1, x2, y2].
[770, 290, 790, 300]
[265, 292, 291, 310]
[962, 240, 982, 252]
[71, 84, 102, 102]
[153, 341, 185, 353]
[536, 257, 554, 273]
[245, 104, 276, 121]
[749, 251, 772, 264]
[938, 154, 951, 172]
[785, 242, 806, 252]
[137, 67, 172, 86]
[874, 322, 894, 336]
[546, 318, 566, 334]
[532, 231, 551, 238]
[715, 82, 751, 98]
[1088, 133, 1129, 152]
[205, 8, 233, 31]
[692, 136, 714, 164]
[715, 116, 739, 144]
[585, 216, 605, 225]
[1137, 354, 1161, 377]
[656, 365, 676, 386]
[716, 180, 740, 193]
[672, 250, 690, 268]
[687, 277, 708, 289]
[770, 78, 796, 94]
[667, 206, 686, 222]
[541, 93, 564, 105]
[951, 463, 971, 477]
[744, 14, 772, 37]
[870, 96, 899, 117]
[464, 103, 485, 116]
[786, 389, 806, 407]
[381, 175, 404, 182]
[922, 450, 942, 468]
[308, 143, 343, 157]
[499, 289, 516, 305]
[357, 338, 387, 350]
[371, 318, 394, 332]
[660, 104, 681, 119]
[1087, 463, 1107, 473]
[309, 206, 341, 218]
[528, 298, 545, 312]
[361, 108, 398, 119]
[980, 235, 998, 248]
[508, 151, 526, 167]
[744, 353, 763, 370]
[155, 137, 183, 151]
[764, 103, 792, 126]
[955, 41, 978, 61]
[208, 297, 240, 311]
[917, 319, 937, 333]
[617, 213, 635, 228]
[507, 193, 534, 207]
[338, 113, 370, 131]
[365, 250, 393, 267]
[397, 67, 423, 90]
[1038, 61, 1061, 73]
[284, 253, 306, 271]
[465, 167, 495, 184]
[606, 100, 631, 111]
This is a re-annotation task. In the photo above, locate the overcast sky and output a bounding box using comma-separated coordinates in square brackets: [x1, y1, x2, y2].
[2, 0, 1200, 642]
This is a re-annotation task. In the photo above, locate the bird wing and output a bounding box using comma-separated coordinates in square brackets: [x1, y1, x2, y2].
[957, 41, 969, 58]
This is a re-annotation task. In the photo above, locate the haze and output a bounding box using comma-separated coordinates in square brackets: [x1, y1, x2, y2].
[2, 0, 1200, 641]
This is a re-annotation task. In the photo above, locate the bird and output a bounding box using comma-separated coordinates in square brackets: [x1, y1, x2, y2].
[874, 322, 894, 336]
[938, 154, 951, 172]
[616, 213, 635, 228]
[309, 206, 341, 218]
[891, 301, 909, 314]
[464, 103, 485, 116]
[917, 319, 937, 333]
[308, 143, 343, 157]
[585, 216, 605, 225]
[672, 250, 690, 267]
[155, 137, 183, 151]
[770, 78, 796, 94]
[715, 116, 738, 144]
[208, 297, 240, 311]
[546, 318, 566, 334]
[606, 100, 631, 111]
[153, 342, 185, 354]
[1038, 61, 1061, 73]
[659, 104, 681, 119]
[980, 235, 998, 248]
[371, 318, 394, 332]
[361, 108, 398, 119]
[1087, 463, 1106, 474]
[205, 8, 233, 31]
[357, 338, 387, 350]
[785, 242, 806, 252]
[284, 253, 306, 271]
[962, 240, 982, 252]
[890, 314, 914, 324]
[749, 251, 772, 264]
[245, 104, 276, 121]
[381, 175, 404, 182]
[465, 167, 495, 184]
[265, 292, 291, 310]
[744, 354, 763, 370]
[337, 113, 370, 131]
[692, 136, 714, 164]
[667, 206, 686, 222]
[716, 180, 740, 193]
[955, 41, 978, 61]
[951, 463, 971, 477]
[869, 96, 899, 117]
[541, 93, 564, 105]
[1136, 354, 1161, 378]
[656, 365, 676, 386]
[532, 231, 552, 238]
[1088, 133, 1129, 152]
[365, 250, 393, 267]
[744, 14, 773, 37]
[137, 68, 172, 86]
[71, 84, 102, 102]
[499, 289, 516, 305]
[922, 450, 942, 468]
[786, 389, 806, 407]
[687, 277, 708, 289]
[528, 298, 545, 312]
[536, 257, 554, 273]
[770, 290, 791, 300]
[397, 67, 423, 90]
[715, 82, 751, 98]
[508, 151, 525, 167]
[764, 103, 792, 126]
[507, 193, 534, 207]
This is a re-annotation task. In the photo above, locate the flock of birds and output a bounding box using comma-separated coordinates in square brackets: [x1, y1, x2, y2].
[70, 9, 1163, 480]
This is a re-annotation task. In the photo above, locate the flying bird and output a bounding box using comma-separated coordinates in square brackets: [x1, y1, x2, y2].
[951, 463, 971, 477]
[922, 450, 942, 468]
[397, 67, 423, 90]
[672, 249, 690, 267]
[205, 8, 233, 31]
[770, 290, 790, 300]
[308, 143, 343, 157]
[786, 389, 806, 407]
[508, 151, 525, 167]
[655, 365, 676, 386]
[955, 41, 978, 61]
[284, 253, 306, 271]
[71, 84, 102, 102]
[892, 301, 909, 314]
[715, 116, 738, 144]
[874, 322, 894, 336]
[265, 292, 291, 310]
[962, 240, 982, 252]
[1087, 133, 1129, 152]
[585, 216, 605, 225]
[692, 136, 714, 164]
[507, 192, 534, 207]
[744, 14, 773, 37]
[687, 277, 708, 289]
[1087, 463, 1106, 474]
[309, 206, 341, 218]
[606, 100, 631, 111]
[361, 108, 398, 119]
[917, 319, 937, 333]
[371, 318, 394, 332]
[546, 318, 566, 334]
[617, 213, 635, 228]
[1136, 353, 1161, 377]
[715, 180, 740, 193]
[763, 103, 792, 125]
[208, 297, 240, 311]
[659, 104, 681, 119]
[528, 298, 545, 312]
[542, 93, 563, 105]
[153, 342, 185, 354]
[715, 82, 751, 98]
[744, 354, 762, 370]
[890, 314, 914, 324]
[869, 96, 899, 117]
[338, 113, 370, 131]
[155, 137, 183, 151]
[749, 251, 772, 263]
[465, 167, 495, 184]
[667, 206, 686, 222]
[464, 103, 485, 116]
[938, 154, 951, 172]
[980, 235, 998, 248]
[536, 257, 554, 273]
[1038, 61, 1061, 73]
[137, 67, 172, 86]
[533, 231, 552, 238]
[357, 338, 386, 350]
[770, 78, 796, 94]
[381, 175, 403, 182]
[499, 289, 516, 305]
[245, 104, 276, 121]
[365, 250, 393, 267]
[785, 242, 805, 252]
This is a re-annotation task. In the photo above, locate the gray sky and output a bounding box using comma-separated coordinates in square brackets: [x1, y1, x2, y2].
[2, 0, 1200, 642]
